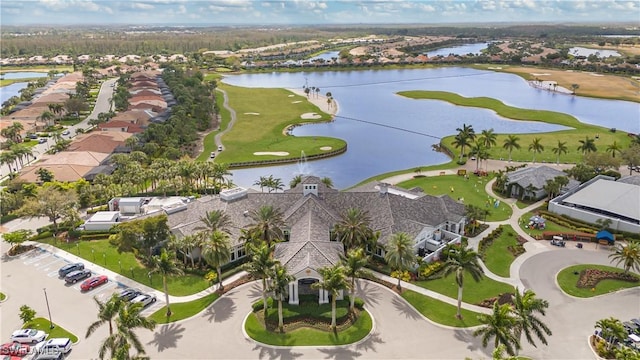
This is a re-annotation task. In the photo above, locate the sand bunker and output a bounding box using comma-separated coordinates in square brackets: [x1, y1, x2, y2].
[301, 112, 321, 119]
[292, 101, 302, 104]
[531, 73, 551, 76]
[589, 73, 604, 77]
[288, 95, 294, 97]
[253, 151, 290, 156]
[488, 66, 503, 70]
[320, 146, 332, 151]
[244, 112, 260, 115]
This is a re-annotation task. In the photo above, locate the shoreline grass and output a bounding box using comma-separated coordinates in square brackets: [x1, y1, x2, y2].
[557, 264, 639, 297]
[401, 289, 483, 327]
[398, 90, 632, 164]
[245, 310, 372, 346]
[148, 292, 220, 324]
[24, 318, 79, 343]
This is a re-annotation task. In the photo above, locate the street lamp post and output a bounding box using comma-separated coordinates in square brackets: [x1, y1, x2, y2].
[92, 249, 95, 261]
[43, 288, 54, 329]
[118, 260, 122, 272]
[76, 243, 80, 254]
[130, 267, 134, 278]
[103, 253, 106, 265]
[148, 272, 152, 285]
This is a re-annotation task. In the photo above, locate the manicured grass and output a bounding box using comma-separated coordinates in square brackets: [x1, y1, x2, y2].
[245, 310, 372, 346]
[557, 264, 640, 298]
[214, 84, 346, 165]
[196, 92, 230, 161]
[397, 174, 512, 221]
[41, 238, 210, 296]
[401, 289, 482, 327]
[415, 272, 515, 305]
[518, 211, 576, 237]
[350, 160, 460, 189]
[1, 78, 42, 87]
[482, 225, 521, 278]
[399, 91, 632, 164]
[148, 292, 220, 324]
[24, 318, 79, 343]
[0, 292, 5, 301]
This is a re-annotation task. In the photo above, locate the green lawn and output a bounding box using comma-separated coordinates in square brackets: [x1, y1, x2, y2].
[214, 84, 346, 165]
[399, 91, 632, 164]
[518, 211, 575, 237]
[482, 225, 521, 277]
[148, 292, 220, 324]
[196, 93, 230, 161]
[245, 310, 372, 346]
[401, 289, 483, 327]
[398, 174, 512, 221]
[42, 239, 210, 296]
[24, 318, 78, 343]
[415, 272, 515, 305]
[557, 264, 640, 298]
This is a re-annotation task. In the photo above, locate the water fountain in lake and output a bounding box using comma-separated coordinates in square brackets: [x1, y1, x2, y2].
[296, 150, 310, 176]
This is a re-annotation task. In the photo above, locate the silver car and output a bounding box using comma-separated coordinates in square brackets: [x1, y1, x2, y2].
[130, 294, 156, 308]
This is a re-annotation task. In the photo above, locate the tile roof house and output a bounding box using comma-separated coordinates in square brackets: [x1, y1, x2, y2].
[18, 151, 108, 183]
[504, 165, 579, 200]
[156, 176, 466, 304]
[97, 120, 144, 134]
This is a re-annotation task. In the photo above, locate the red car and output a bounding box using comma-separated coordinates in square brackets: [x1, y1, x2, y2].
[0, 342, 29, 356]
[80, 275, 108, 291]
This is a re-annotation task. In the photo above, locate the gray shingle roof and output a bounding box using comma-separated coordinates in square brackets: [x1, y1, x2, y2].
[506, 165, 578, 190]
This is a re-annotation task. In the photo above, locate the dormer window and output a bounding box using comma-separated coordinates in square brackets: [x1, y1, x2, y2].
[283, 229, 290, 242]
[303, 184, 318, 196]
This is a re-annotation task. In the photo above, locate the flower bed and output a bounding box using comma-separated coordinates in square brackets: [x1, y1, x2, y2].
[7, 244, 36, 257]
[577, 269, 639, 288]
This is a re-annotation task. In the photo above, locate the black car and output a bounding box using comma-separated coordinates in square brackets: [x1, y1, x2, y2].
[64, 269, 92, 284]
[58, 262, 85, 277]
[118, 288, 142, 302]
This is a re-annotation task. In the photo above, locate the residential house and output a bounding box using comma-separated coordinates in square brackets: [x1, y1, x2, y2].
[504, 165, 579, 200]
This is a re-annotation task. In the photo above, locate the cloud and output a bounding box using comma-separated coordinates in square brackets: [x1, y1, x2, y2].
[131, 2, 155, 10]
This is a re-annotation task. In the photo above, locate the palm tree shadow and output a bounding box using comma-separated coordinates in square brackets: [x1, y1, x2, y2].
[391, 296, 420, 320]
[148, 323, 185, 352]
[318, 347, 361, 359]
[454, 328, 491, 356]
[355, 280, 382, 307]
[355, 331, 384, 353]
[250, 342, 303, 360]
[247, 282, 263, 299]
[203, 297, 236, 323]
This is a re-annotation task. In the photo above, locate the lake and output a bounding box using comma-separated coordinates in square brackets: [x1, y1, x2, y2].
[0, 81, 29, 106]
[569, 47, 621, 58]
[222, 67, 639, 189]
[0, 71, 48, 79]
[426, 42, 489, 57]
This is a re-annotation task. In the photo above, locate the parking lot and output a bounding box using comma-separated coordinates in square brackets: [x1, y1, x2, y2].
[1, 246, 163, 359]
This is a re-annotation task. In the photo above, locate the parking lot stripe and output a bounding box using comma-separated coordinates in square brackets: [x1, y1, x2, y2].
[88, 281, 116, 296]
[24, 253, 51, 265]
[36, 258, 64, 270]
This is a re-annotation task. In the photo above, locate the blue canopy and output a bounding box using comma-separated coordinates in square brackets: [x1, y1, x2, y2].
[596, 230, 614, 243]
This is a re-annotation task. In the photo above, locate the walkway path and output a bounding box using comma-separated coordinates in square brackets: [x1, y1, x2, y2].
[212, 88, 236, 153]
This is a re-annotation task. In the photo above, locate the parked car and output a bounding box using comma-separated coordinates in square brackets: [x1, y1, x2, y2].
[0, 342, 29, 356]
[38, 138, 47, 144]
[80, 275, 108, 291]
[210, 152, 215, 159]
[61, 130, 70, 136]
[218, 145, 223, 151]
[58, 263, 84, 278]
[28, 134, 38, 139]
[33, 338, 71, 354]
[64, 269, 92, 284]
[10, 329, 47, 344]
[118, 288, 142, 302]
[1, 355, 22, 360]
[130, 293, 156, 308]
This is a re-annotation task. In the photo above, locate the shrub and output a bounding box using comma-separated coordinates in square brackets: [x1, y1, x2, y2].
[353, 298, 365, 310]
[418, 261, 444, 279]
[19, 305, 36, 325]
[252, 298, 274, 312]
[32, 231, 53, 240]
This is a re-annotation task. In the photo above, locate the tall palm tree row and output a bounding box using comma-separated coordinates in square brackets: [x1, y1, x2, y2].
[551, 140, 568, 165]
[502, 135, 521, 162]
[528, 137, 544, 163]
[247, 204, 285, 247]
[202, 230, 232, 290]
[149, 249, 184, 317]
[577, 136, 597, 154]
[333, 208, 375, 251]
[341, 248, 370, 311]
[243, 242, 277, 316]
[474, 301, 521, 356]
[512, 288, 552, 348]
[269, 262, 295, 333]
[438, 245, 484, 319]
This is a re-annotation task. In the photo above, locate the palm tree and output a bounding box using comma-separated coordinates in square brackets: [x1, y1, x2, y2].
[571, 83, 579, 94]
[312, 264, 350, 331]
[469, 141, 488, 171]
[202, 230, 231, 290]
[502, 135, 521, 162]
[97, 302, 156, 360]
[247, 205, 285, 247]
[452, 133, 472, 162]
[512, 288, 552, 348]
[341, 248, 370, 311]
[474, 301, 521, 356]
[479, 128, 497, 149]
[149, 249, 184, 317]
[253, 176, 269, 192]
[333, 208, 375, 251]
[608, 242, 640, 274]
[289, 174, 303, 188]
[577, 136, 597, 154]
[269, 262, 294, 332]
[551, 140, 568, 165]
[37, 111, 55, 127]
[528, 137, 544, 163]
[439, 246, 484, 319]
[595, 317, 628, 352]
[243, 242, 276, 316]
[196, 209, 233, 236]
[86, 294, 123, 338]
[384, 232, 415, 291]
[321, 176, 334, 189]
[606, 141, 621, 158]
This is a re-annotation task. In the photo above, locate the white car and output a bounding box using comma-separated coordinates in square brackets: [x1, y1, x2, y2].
[10, 329, 47, 344]
[130, 294, 156, 308]
[61, 130, 70, 136]
[218, 145, 223, 151]
[34, 338, 71, 354]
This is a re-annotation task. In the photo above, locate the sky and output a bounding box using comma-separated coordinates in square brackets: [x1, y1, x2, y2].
[1, 0, 639, 26]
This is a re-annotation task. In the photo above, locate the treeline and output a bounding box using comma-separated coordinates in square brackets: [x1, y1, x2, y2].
[137, 64, 217, 159]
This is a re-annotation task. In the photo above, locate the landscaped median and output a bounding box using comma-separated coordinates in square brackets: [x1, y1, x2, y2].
[24, 318, 79, 343]
[478, 225, 526, 278]
[557, 264, 639, 297]
[401, 290, 483, 327]
[148, 292, 220, 324]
